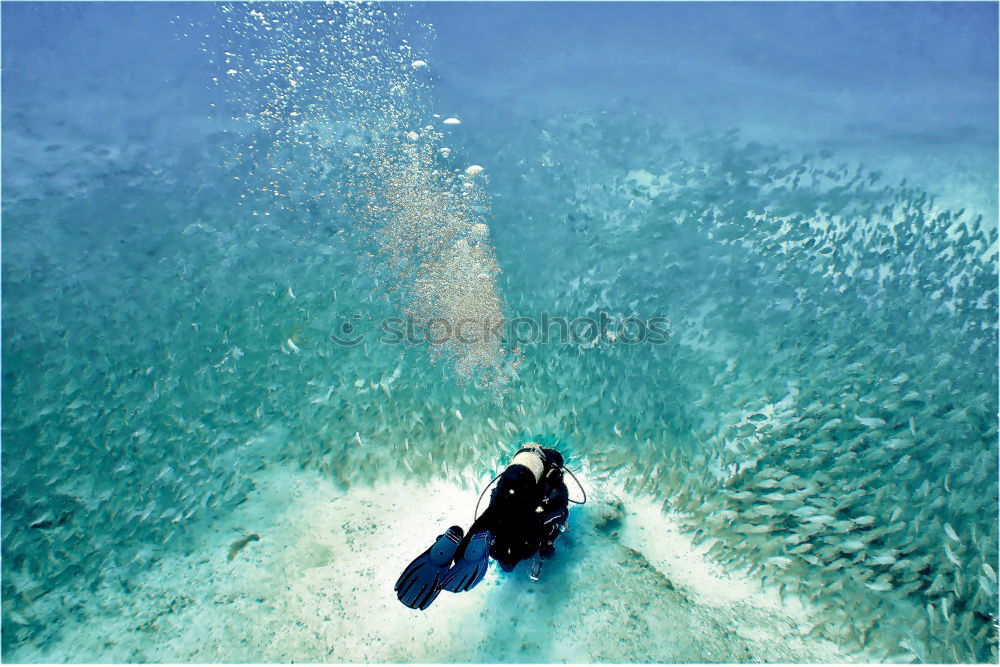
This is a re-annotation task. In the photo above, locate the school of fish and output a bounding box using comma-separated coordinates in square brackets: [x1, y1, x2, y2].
[1, 2, 996, 663]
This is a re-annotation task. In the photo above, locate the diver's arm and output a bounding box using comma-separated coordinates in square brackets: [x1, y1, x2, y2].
[536, 470, 570, 558]
[538, 505, 568, 558]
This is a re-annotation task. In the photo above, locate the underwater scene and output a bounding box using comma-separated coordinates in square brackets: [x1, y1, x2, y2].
[2, 1, 998, 663]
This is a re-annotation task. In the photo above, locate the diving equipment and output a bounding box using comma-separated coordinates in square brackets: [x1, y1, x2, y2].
[441, 528, 493, 593]
[394, 525, 463, 610]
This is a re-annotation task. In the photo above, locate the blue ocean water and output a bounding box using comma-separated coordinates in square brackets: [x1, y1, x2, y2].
[2, 2, 997, 663]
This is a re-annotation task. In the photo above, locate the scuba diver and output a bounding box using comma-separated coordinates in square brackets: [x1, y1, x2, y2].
[394, 442, 585, 610]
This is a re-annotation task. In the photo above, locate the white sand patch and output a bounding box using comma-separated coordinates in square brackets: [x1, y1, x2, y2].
[617, 492, 834, 648]
[621, 495, 777, 607]
[10, 464, 863, 663]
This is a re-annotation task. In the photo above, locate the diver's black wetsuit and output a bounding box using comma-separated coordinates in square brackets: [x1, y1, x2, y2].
[395, 443, 580, 610]
[461, 446, 569, 571]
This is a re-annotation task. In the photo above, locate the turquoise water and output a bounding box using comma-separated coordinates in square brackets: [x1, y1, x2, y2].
[2, 2, 997, 663]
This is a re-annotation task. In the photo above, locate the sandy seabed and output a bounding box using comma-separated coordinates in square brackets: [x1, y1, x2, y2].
[10, 463, 864, 663]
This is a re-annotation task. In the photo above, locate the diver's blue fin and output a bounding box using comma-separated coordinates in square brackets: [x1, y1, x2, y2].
[395, 526, 463, 610]
[441, 528, 492, 593]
